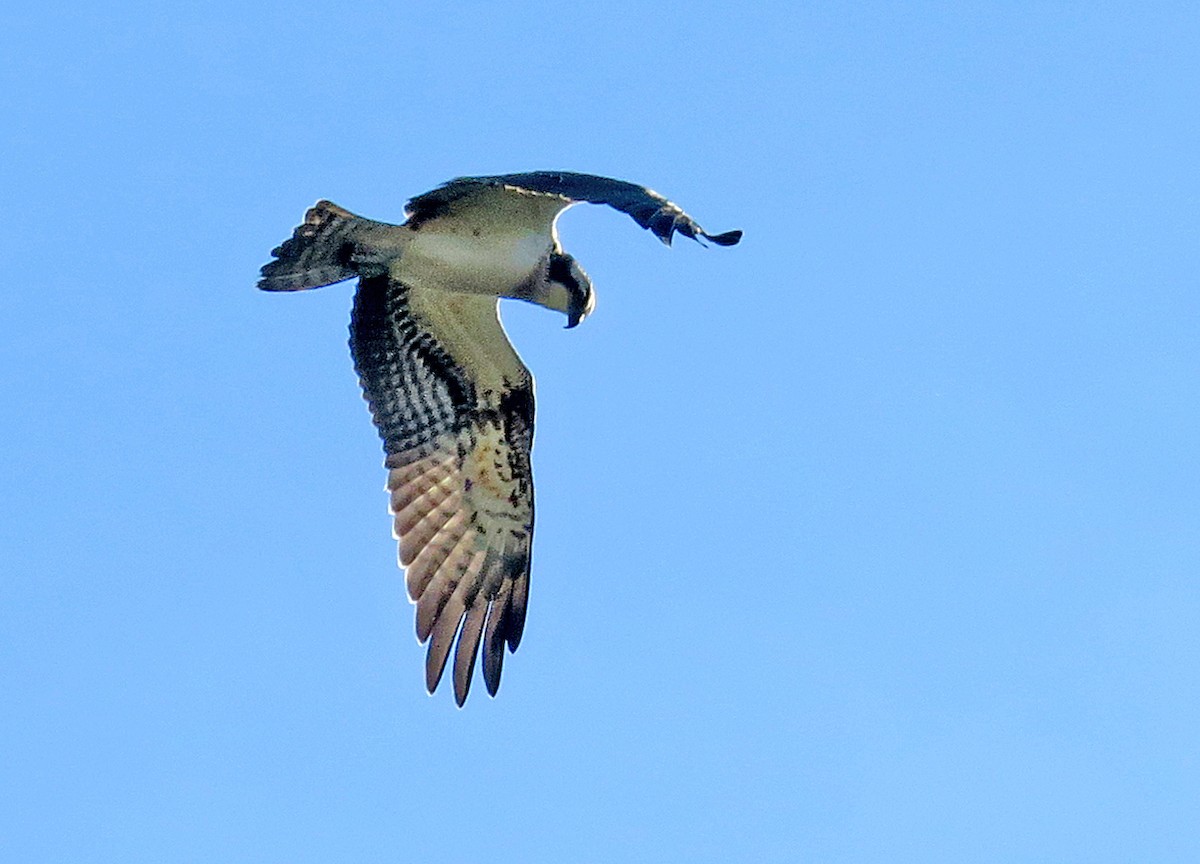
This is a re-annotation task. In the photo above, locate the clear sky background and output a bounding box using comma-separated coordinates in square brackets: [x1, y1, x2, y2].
[3, 2, 1199, 862]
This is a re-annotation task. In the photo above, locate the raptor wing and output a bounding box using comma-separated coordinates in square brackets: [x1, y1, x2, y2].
[405, 171, 743, 247]
[349, 275, 535, 706]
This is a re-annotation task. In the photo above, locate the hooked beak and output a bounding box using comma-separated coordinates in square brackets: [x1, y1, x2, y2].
[564, 269, 595, 328]
[548, 251, 595, 329]
[566, 290, 591, 328]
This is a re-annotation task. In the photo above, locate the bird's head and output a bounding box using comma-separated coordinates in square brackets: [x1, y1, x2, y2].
[547, 252, 595, 328]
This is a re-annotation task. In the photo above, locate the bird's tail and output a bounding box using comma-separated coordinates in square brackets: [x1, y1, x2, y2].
[258, 200, 379, 292]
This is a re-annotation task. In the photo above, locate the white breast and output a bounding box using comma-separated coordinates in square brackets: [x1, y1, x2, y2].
[397, 188, 568, 296]
[403, 230, 547, 293]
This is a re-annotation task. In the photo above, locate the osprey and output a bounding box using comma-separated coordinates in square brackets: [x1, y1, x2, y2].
[259, 171, 741, 705]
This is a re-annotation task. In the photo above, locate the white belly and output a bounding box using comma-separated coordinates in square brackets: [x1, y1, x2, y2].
[398, 229, 549, 295]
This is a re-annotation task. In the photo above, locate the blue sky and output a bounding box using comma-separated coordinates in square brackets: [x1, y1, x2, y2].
[3, 2, 1199, 861]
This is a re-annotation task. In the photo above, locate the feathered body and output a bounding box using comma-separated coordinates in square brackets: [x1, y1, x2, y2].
[259, 171, 740, 704]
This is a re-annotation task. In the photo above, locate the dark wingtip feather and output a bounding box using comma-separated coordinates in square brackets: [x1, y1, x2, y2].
[705, 229, 743, 246]
[628, 203, 660, 230]
[506, 607, 526, 652]
[482, 624, 505, 697]
[452, 605, 487, 707]
[648, 210, 679, 245]
[483, 652, 504, 697]
[425, 603, 464, 695]
[426, 641, 451, 695]
[481, 581, 515, 696]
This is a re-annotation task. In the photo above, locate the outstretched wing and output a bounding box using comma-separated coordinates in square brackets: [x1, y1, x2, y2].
[405, 171, 743, 247]
[350, 274, 534, 706]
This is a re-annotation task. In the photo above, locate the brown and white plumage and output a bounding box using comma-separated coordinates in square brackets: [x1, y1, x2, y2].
[259, 171, 741, 705]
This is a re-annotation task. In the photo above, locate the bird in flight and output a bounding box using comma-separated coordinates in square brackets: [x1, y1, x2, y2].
[259, 171, 741, 705]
